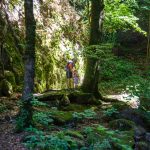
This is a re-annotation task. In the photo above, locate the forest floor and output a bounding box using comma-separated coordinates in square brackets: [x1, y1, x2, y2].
[0, 95, 27, 150]
[0, 92, 146, 150]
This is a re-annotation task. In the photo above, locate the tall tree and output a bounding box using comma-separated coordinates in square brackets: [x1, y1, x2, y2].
[22, 0, 36, 100]
[17, 0, 36, 130]
[82, 0, 104, 98]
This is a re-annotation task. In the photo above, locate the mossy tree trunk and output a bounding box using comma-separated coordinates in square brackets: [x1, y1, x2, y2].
[20, 0, 36, 129]
[82, 0, 104, 98]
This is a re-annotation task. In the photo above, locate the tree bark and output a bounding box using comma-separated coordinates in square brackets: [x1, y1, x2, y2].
[17, 0, 36, 130]
[82, 0, 104, 98]
[22, 0, 36, 100]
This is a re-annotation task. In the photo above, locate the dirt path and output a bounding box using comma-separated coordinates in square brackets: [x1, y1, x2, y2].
[0, 122, 27, 150]
[0, 96, 27, 150]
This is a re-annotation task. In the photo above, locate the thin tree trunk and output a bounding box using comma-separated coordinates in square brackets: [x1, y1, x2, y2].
[18, 0, 36, 130]
[82, 0, 104, 98]
[22, 0, 36, 100]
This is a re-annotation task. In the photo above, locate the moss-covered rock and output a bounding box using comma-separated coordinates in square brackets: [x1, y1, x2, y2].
[120, 108, 150, 131]
[0, 79, 13, 96]
[37, 90, 101, 105]
[49, 109, 73, 125]
[109, 119, 135, 131]
[69, 91, 101, 105]
[61, 104, 92, 112]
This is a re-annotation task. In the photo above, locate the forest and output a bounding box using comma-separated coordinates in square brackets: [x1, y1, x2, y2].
[0, 0, 150, 149]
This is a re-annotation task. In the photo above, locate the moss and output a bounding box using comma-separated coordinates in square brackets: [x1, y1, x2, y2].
[0, 79, 13, 96]
[37, 90, 101, 105]
[48, 109, 73, 125]
[37, 90, 67, 101]
[69, 91, 101, 105]
[109, 119, 135, 131]
[85, 124, 134, 149]
[61, 104, 92, 112]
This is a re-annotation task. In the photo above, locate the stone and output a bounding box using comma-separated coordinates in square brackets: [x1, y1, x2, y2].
[109, 119, 135, 131]
[0, 79, 13, 96]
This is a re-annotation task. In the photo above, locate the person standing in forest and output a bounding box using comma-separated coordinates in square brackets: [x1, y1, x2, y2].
[65, 58, 76, 89]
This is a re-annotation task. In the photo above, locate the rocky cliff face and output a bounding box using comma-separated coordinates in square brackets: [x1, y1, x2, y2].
[0, 0, 85, 93]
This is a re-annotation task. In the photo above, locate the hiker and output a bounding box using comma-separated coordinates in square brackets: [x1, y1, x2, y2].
[65, 59, 76, 89]
[73, 69, 79, 89]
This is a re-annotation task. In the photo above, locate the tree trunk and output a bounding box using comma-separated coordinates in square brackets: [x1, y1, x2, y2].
[18, 0, 36, 130]
[82, 0, 104, 98]
[22, 0, 36, 100]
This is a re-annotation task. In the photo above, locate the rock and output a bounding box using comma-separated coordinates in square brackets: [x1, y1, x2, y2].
[140, 97, 150, 110]
[135, 141, 150, 150]
[120, 108, 150, 130]
[0, 79, 13, 96]
[134, 126, 146, 142]
[109, 119, 135, 131]
[69, 91, 101, 105]
[133, 127, 150, 150]
[146, 132, 150, 142]
[112, 101, 129, 111]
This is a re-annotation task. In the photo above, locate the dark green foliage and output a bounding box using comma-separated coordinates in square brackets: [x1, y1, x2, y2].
[73, 108, 96, 120]
[33, 112, 54, 127]
[103, 107, 119, 117]
[24, 127, 78, 150]
[0, 103, 7, 113]
[16, 96, 34, 132]
[101, 57, 136, 82]
[109, 119, 135, 131]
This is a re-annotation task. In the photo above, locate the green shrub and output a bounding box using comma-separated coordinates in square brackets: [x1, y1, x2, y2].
[24, 127, 78, 150]
[73, 108, 96, 120]
[103, 107, 119, 117]
[33, 112, 54, 126]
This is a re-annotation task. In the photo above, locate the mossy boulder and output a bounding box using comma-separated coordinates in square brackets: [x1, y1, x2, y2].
[61, 104, 92, 112]
[109, 119, 135, 131]
[0, 79, 13, 96]
[69, 91, 101, 105]
[37, 90, 101, 105]
[120, 108, 150, 130]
